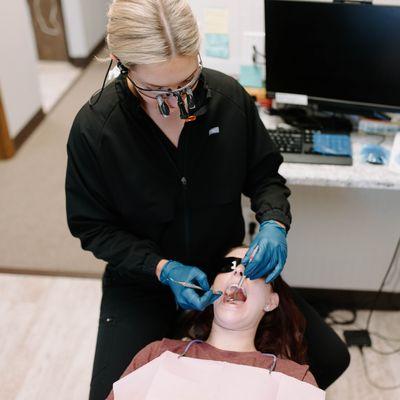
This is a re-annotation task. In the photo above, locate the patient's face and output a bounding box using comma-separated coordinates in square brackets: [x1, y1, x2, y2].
[211, 248, 278, 331]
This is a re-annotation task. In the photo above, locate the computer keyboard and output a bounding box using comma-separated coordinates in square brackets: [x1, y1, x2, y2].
[269, 128, 353, 165]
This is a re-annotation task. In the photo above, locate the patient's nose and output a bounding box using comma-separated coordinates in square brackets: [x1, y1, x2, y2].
[235, 265, 245, 276]
[224, 267, 248, 302]
[230, 265, 246, 287]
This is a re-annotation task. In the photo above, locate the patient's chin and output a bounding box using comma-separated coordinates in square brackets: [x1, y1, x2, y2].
[214, 314, 252, 331]
[213, 294, 265, 331]
[214, 302, 252, 330]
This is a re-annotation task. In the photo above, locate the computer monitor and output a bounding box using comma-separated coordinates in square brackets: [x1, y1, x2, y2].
[264, 0, 400, 114]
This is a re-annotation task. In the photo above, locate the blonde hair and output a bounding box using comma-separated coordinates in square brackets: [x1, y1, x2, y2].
[106, 0, 201, 67]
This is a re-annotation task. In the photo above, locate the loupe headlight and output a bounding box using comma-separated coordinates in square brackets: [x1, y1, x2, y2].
[156, 88, 194, 120]
[185, 88, 196, 110]
[175, 91, 189, 119]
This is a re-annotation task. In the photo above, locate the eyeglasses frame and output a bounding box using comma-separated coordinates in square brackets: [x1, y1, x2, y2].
[126, 54, 203, 100]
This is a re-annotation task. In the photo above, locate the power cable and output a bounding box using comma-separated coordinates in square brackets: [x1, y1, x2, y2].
[359, 347, 400, 390]
[365, 235, 400, 332]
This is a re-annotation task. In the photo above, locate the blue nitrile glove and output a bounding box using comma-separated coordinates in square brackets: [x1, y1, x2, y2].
[160, 260, 222, 311]
[242, 220, 288, 283]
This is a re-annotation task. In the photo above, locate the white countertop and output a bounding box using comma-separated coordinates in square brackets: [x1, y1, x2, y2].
[259, 112, 400, 191]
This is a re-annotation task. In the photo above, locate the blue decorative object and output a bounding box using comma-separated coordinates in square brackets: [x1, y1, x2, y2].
[360, 144, 390, 165]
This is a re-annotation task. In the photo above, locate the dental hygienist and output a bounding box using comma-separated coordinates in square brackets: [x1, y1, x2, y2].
[65, 1, 349, 399]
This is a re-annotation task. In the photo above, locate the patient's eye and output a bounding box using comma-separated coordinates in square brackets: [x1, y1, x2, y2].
[217, 257, 243, 274]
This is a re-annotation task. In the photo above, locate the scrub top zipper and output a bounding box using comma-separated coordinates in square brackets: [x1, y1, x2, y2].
[146, 118, 192, 260]
[181, 135, 190, 259]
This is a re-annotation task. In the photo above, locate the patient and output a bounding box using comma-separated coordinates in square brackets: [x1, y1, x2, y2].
[106, 246, 317, 399]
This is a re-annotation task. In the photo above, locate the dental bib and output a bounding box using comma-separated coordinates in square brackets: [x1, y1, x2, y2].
[113, 349, 325, 400]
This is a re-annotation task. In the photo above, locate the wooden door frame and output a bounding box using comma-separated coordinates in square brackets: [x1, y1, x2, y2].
[0, 91, 15, 159]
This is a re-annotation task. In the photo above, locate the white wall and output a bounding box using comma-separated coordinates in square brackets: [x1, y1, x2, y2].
[189, 0, 400, 77]
[188, 0, 332, 76]
[0, 1, 42, 139]
[61, 0, 110, 59]
[243, 186, 400, 293]
[189, 0, 265, 77]
[285, 185, 400, 293]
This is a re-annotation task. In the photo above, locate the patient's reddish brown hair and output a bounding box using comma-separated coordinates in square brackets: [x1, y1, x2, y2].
[179, 260, 308, 364]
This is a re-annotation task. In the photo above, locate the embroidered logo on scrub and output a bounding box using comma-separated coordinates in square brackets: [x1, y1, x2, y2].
[208, 126, 220, 136]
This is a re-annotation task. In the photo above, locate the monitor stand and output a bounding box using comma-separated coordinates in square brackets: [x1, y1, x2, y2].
[315, 102, 391, 122]
[269, 106, 354, 133]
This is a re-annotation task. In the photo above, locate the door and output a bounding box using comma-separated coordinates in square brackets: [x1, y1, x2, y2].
[0, 91, 15, 159]
[27, 0, 69, 61]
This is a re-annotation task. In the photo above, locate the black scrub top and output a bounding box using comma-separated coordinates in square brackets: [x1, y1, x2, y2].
[65, 67, 292, 287]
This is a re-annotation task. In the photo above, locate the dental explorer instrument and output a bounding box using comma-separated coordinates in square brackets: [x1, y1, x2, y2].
[168, 278, 219, 294]
[224, 246, 260, 302]
[237, 245, 260, 288]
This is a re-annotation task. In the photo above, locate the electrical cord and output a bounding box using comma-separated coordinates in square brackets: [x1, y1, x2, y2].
[370, 346, 400, 356]
[326, 233, 400, 336]
[370, 330, 400, 356]
[326, 309, 357, 325]
[252, 45, 266, 65]
[326, 238, 400, 390]
[252, 45, 266, 59]
[368, 330, 400, 343]
[89, 60, 114, 107]
[328, 316, 400, 345]
[328, 315, 400, 353]
[359, 347, 400, 390]
[365, 235, 400, 332]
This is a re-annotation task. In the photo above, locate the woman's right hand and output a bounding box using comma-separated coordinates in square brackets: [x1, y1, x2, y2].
[159, 260, 221, 310]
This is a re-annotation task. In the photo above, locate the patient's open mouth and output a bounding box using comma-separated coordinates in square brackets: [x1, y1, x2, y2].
[223, 285, 247, 303]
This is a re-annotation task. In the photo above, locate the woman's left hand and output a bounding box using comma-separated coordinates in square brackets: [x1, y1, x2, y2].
[242, 220, 287, 283]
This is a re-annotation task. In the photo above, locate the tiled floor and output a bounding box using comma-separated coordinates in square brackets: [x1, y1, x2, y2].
[326, 310, 400, 400]
[1, 273, 399, 400]
[37, 61, 82, 113]
[0, 274, 100, 400]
